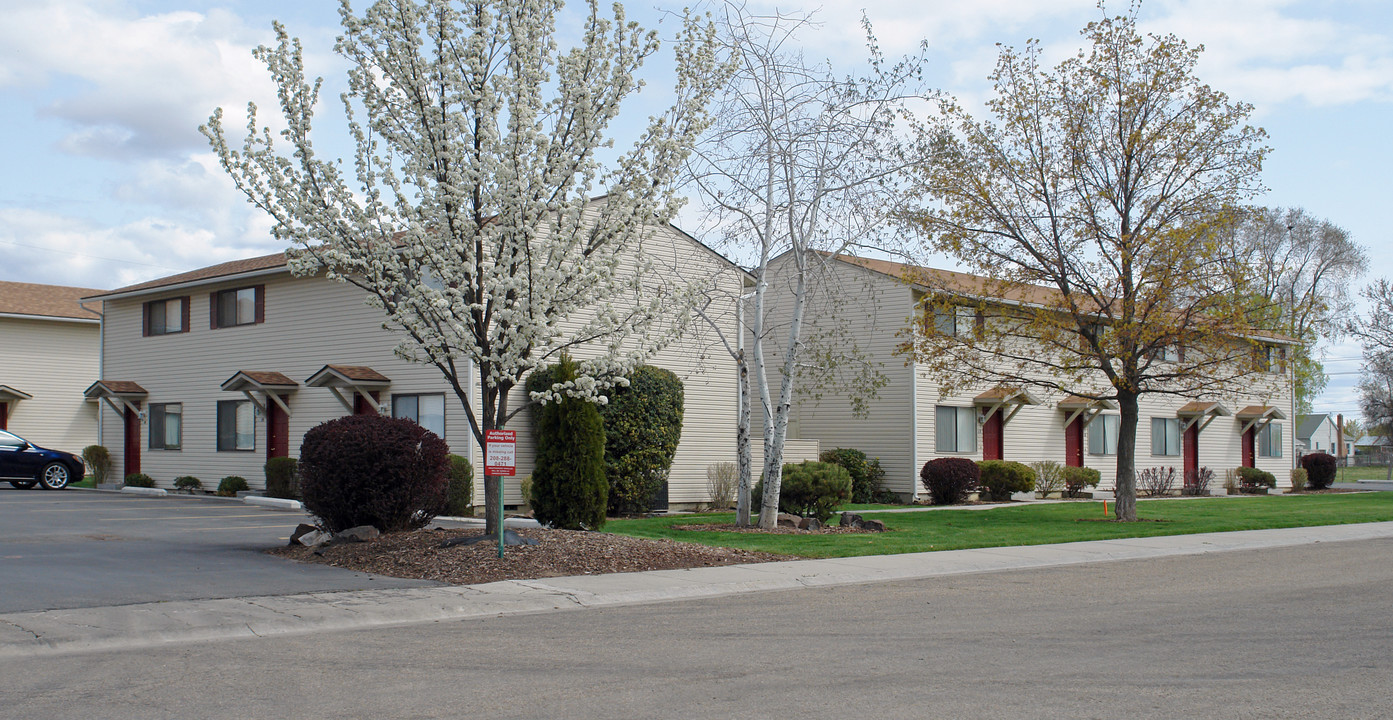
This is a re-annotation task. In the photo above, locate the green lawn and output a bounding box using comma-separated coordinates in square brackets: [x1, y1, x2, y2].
[1337, 465, 1392, 483]
[607, 493, 1393, 558]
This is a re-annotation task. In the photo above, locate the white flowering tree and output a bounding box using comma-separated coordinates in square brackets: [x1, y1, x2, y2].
[203, 0, 720, 535]
[685, 5, 922, 528]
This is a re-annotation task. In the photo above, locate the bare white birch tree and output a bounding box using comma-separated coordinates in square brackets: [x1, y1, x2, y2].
[203, 0, 720, 535]
[685, 4, 923, 528]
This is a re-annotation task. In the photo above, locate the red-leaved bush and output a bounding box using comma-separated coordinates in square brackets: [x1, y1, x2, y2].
[299, 414, 449, 533]
[1301, 452, 1337, 490]
[921, 457, 980, 505]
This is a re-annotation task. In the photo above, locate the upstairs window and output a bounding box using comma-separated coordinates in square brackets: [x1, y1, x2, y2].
[934, 406, 978, 453]
[1257, 345, 1286, 374]
[149, 403, 182, 450]
[932, 306, 982, 338]
[1089, 415, 1120, 455]
[211, 286, 264, 329]
[143, 297, 189, 336]
[1151, 417, 1181, 456]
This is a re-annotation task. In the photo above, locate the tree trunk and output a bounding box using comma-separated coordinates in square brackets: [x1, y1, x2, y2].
[735, 349, 753, 527]
[1114, 389, 1139, 521]
[484, 473, 502, 536]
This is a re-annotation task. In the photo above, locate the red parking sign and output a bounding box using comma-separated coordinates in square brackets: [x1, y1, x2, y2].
[484, 430, 516, 476]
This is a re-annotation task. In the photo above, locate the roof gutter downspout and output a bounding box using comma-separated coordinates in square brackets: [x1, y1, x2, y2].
[80, 299, 105, 448]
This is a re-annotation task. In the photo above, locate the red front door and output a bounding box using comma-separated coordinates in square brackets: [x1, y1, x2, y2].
[123, 403, 141, 476]
[353, 391, 379, 415]
[983, 412, 1003, 461]
[1241, 427, 1255, 467]
[0, 402, 7, 431]
[267, 401, 289, 459]
[1065, 417, 1084, 467]
[1184, 423, 1199, 479]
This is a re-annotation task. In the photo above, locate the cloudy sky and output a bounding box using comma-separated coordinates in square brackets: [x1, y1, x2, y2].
[1, 0, 1389, 415]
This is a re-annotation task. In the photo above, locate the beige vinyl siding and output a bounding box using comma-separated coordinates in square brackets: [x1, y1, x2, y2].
[760, 256, 918, 496]
[0, 317, 98, 452]
[102, 273, 479, 491]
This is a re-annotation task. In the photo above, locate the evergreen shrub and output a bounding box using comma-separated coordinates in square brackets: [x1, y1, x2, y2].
[1236, 466, 1277, 493]
[124, 473, 155, 488]
[921, 457, 979, 505]
[1060, 466, 1101, 498]
[597, 365, 683, 514]
[526, 354, 608, 530]
[298, 413, 450, 533]
[977, 460, 1035, 501]
[217, 476, 250, 497]
[446, 454, 473, 516]
[1301, 452, 1337, 490]
[172, 476, 202, 493]
[264, 457, 299, 499]
[820, 448, 889, 504]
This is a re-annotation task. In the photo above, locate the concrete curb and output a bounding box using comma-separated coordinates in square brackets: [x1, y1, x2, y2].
[243, 496, 302, 511]
[3, 521, 1392, 659]
[118, 486, 166, 497]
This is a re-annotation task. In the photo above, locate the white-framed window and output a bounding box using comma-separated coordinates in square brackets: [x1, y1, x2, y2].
[149, 403, 182, 450]
[935, 406, 977, 453]
[217, 400, 255, 451]
[1258, 345, 1286, 374]
[1152, 345, 1182, 363]
[1151, 417, 1181, 456]
[932, 306, 980, 338]
[1259, 423, 1283, 458]
[393, 393, 445, 438]
[1089, 414, 1119, 455]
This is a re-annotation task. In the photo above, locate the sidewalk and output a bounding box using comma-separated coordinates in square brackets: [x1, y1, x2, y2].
[4, 521, 1391, 659]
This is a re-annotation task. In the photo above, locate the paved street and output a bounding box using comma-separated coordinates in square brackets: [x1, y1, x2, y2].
[0, 487, 435, 612]
[4, 534, 1391, 719]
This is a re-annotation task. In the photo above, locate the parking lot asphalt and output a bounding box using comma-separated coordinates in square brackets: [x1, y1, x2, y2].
[0, 487, 439, 613]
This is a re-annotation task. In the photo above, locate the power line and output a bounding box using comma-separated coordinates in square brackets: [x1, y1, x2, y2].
[0, 238, 181, 272]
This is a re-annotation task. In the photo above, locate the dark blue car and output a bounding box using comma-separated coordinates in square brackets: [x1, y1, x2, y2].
[0, 429, 84, 490]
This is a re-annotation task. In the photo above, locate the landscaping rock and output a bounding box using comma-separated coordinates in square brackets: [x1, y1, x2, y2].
[861, 519, 886, 532]
[798, 517, 820, 531]
[839, 512, 863, 528]
[776, 513, 801, 528]
[296, 530, 332, 547]
[289, 523, 318, 545]
[336, 525, 381, 542]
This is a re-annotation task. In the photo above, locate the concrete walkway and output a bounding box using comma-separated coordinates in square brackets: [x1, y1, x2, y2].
[4, 520, 1391, 659]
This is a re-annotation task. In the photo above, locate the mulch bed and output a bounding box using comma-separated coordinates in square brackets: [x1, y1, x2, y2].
[267, 527, 796, 585]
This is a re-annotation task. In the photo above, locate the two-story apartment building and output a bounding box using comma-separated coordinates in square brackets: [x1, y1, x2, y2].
[0, 281, 101, 451]
[757, 254, 1296, 498]
[83, 221, 747, 508]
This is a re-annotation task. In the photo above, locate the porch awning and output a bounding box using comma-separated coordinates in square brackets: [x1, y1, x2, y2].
[1057, 394, 1117, 411]
[83, 380, 148, 415]
[1176, 400, 1231, 432]
[0, 385, 32, 403]
[1236, 404, 1286, 433]
[221, 370, 297, 416]
[305, 364, 391, 413]
[974, 386, 1039, 425]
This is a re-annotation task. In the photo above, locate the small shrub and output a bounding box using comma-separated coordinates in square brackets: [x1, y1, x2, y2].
[1223, 468, 1239, 494]
[298, 414, 450, 533]
[819, 448, 888, 504]
[217, 476, 250, 497]
[1031, 460, 1064, 496]
[1236, 467, 1276, 493]
[123, 473, 155, 488]
[1138, 467, 1177, 497]
[1060, 466, 1101, 498]
[778, 461, 852, 522]
[1301, 452, 1337, 490]
[1289, 467, 1309, 493]
[706, 462, 737, 510]
[526, 354, 608, 530]
[172, 476, 202, 493]
[921, 457, 980, 506]
[264, 457, 299, 500]
[977, 460, 1035, 501]
[82, 445, 113, 484]
[446, 454, 474, 516]
[519, 475, 534, 509]
[1182, 467, 1214, 496]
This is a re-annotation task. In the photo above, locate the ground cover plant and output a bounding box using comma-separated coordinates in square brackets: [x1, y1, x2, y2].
[607, 493, 1393, 558]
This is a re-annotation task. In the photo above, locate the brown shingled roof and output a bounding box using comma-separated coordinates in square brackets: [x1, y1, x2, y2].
[85, 252, 290, 299]
[324, 365, 391, 382]
[0, 281, 102, 320]
[222, 370, 299, 390]
[84, 380, 148, 397]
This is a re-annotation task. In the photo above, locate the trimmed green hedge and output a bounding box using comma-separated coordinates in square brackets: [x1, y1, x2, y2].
[599, 366, 683, 515]
[527, 354, 608, 530]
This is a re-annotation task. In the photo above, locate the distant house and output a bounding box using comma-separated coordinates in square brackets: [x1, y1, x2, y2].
[82, 216, 747, 508]
[0, 281, 101, 452]
[759, 254, 1298, 497]
[1296, 413, 1357, 459]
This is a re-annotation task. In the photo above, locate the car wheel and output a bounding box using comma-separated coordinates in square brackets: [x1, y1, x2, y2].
[9, 479, 37, 489]
[38, 463, 71, 490]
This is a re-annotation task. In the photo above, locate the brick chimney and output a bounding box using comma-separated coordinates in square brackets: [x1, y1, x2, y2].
[1337, 414, 1344, 459]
